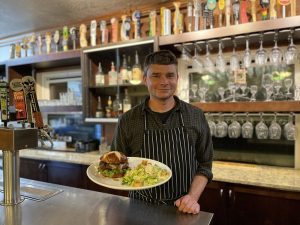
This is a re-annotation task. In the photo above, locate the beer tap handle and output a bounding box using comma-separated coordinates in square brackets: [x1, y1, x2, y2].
[10, 78, 27, 122]
[0, 80, 9, 127]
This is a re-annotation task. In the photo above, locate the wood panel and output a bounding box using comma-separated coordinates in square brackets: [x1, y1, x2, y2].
[193, 101, 300, 113]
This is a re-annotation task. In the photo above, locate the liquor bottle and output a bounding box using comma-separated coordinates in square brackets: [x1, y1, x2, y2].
[106, 96, 112, 118]
[123, 88, 132, 113]
[108, 62, 118, 85]
[112, 93, 123, 117]
[95, 96, 104, 118]
[130, 51, 142, 85]
[95, 62, 105, 86]
[120, 54, 129, 84]
[127, 56, 133, 81]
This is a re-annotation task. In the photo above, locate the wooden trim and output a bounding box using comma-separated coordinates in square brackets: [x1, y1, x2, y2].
[159, 16, 300, 46]
[193, 101, 300, 113]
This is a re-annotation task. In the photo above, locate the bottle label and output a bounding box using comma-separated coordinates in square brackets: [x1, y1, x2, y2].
[131, 68, 142, 85]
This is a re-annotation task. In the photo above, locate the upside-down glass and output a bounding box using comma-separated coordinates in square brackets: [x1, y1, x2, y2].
[242, 114, 254, 139]
[255, 33, 268, 66]
[192, 44, 204, 73]
[255, 114, 269, 139]
[243, 36, 252, 69]
[206, 113, 216, 137]
[284, 114, 296, 141]
[228, 115, 241, 138]
[215, 115, 228, 138]
[204, 41, 215, 73]
[270, 31, 283, 66]
[230, 38, 240, 72]
[285, 29, 298, 65]
[216, 39, 226, 73]
[269, 114, 282, 140]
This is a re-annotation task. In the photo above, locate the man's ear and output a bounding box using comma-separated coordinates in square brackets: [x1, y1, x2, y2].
[143, 74, 147, 84]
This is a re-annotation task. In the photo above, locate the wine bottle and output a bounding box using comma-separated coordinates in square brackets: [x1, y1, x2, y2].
[95, 96, 104, 118]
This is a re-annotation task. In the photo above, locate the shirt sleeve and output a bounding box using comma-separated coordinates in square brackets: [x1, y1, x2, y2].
[195, 111, 214, 182]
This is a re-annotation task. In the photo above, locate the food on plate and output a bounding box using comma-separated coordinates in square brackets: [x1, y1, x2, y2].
[122, 160, 170, 187]
[98, 151, 129, 178]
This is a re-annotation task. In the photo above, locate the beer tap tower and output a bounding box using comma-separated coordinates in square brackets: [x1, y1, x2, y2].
[0, 76, 45, 205]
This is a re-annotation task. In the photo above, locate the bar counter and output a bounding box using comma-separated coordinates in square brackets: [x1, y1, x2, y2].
[6, 149, 300, 193]
[0, 177, 213, 225]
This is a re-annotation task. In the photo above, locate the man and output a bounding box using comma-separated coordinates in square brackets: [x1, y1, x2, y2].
[111, 50, 213, 214]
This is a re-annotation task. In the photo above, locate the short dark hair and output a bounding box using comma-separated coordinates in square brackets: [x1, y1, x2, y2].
[143, 50, 178, 75]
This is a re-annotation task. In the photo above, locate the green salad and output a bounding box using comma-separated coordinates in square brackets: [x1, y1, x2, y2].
[122, 160, 170, 187]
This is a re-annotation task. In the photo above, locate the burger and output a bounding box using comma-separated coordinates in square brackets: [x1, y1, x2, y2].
[98, 151, 129, 178]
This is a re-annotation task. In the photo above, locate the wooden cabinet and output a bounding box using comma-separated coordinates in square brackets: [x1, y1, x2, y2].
[19, 158, 128, 196]
[200, 181, 300, 225]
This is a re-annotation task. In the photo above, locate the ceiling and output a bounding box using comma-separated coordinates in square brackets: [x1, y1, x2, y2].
[0, 0, 167, 40]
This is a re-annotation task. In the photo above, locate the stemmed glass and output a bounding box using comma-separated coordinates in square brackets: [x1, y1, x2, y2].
[261, 73, 274, 101]
[284, 78, 293, 98]
[250, 85, 258, 102]
[216, 39, 226, 73]
[206, 113, 216, 137]
[191, 83, 198, 99]
[255, 113, 269, 139]
[243, 35, 252, 69]
[192, 43, 204, 73]
[269, 113, 282, 140]
[198, 80, 209, 102]
[255, 33, 268, 66]
[228, 114, 241, 138]
[215, 114, 228, 138]
[230, 37, 240, 73]
[242, 113, 254, 139]
[218, 87, 226, 102]
[204, 41, 215, 74]
[284, 113, 296, 141]
[175, 43, 191, 66]
[273, 79, 282, 99]
[285, 29, 298, 65]
[227, 81, 237, 102]
[270, 30, 283, 66]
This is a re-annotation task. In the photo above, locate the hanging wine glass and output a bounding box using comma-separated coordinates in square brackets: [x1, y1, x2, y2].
[175, 43, 191, 66]
[228, 113, 241, 138]
[204, 40, 215, 73]
[285, 29, 298, 65]
[243, 35, 252, 69]
[270, 30, 283, 66]
[255, 113, 269, 139]
[230, 37, 240, 72]
[215, 114, 228, 138]
[269, 113, 282, 140]
[284, 113, 296, 141]
[216, 39, 226, 73]
[242, 113, 254, 139]
[255, 33, 268, 66]
[206, 113, 216, 137]
[192, 43, 204, 73]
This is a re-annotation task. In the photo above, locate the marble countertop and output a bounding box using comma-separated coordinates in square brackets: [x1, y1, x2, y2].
[1, 149, 300, 193]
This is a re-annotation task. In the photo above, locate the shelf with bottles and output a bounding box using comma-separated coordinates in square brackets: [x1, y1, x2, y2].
[85, 85, 148, 122]
[82, 37, 155, 121]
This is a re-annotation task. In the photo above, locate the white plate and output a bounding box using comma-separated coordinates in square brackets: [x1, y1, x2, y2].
[86, 157, 172, 191]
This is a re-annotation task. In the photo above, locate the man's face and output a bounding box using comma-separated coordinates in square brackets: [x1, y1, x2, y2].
[143, 64, 178, 101]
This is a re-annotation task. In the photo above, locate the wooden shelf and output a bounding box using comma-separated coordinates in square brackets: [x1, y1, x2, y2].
[40, 105, 82, 113]
[193, 101, 300, 113]
[6, 49, 81, 68]
[159, 16, 300, 46]
[85, 118, 118, 123]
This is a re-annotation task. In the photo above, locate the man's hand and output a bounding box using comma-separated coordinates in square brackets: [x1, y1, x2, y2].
[175, 194, 200, 214]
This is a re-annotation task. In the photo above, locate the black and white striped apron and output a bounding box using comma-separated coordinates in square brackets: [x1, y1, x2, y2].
[129, 112, 198, 205]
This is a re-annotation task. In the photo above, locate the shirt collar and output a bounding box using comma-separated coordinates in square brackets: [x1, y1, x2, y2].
[141, 96, 182, 115]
